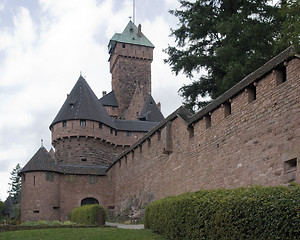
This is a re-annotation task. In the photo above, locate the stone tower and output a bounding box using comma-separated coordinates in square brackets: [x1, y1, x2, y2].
[108, 21, 154, 118]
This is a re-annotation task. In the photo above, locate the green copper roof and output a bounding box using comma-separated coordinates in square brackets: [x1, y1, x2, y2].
[109, 21, 154, 50]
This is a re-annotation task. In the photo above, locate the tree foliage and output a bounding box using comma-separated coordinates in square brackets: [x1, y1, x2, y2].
[8, 164, 22, 199]
[276, 0, 300, 52]
[165, 0, 286, 112]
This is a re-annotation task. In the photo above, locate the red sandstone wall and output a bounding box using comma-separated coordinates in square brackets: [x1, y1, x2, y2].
[59, 173, 114, 221]
[110, 58, 300, 213]
[52, 120, 145, 147]
[110, 43, 153, 117]
[21, 172, 60, 222]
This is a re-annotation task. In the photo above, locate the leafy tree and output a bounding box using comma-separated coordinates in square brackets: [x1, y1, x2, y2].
[165, 0, 285, 112]
[7, 164, 22, 199]
[275, 0, 300, 52]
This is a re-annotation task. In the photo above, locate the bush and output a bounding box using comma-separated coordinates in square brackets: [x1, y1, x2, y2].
[70, 204, 106, 226]
[145, 186, 300, 240]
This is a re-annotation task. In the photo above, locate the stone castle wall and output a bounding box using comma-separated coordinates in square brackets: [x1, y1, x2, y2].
[110, 57, 300, 214]
[21, 172, 60, 222]
[110, 42, 153, 117]
[21, 171, 114, 222]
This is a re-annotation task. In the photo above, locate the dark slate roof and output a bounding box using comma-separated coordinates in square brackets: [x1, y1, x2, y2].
[60, 164, 107, 176]
[20, 147, 62, 174]
[108, 20, 154, 54]
[138, 94, 164, 122]
[114, 119, 159, 132]
[50, 76, 115, 128]
[99, 90, 118, 107]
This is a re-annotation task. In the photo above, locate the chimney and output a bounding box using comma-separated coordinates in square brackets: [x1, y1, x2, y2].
[157, 102, 161, 111]
[102, 91, 107, 96]
[138, 24, 142, 37]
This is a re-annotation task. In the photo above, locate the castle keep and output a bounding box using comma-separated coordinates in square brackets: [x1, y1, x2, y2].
[19, 21, 300, 222]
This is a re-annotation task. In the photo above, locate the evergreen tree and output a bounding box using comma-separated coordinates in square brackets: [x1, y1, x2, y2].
[165, 0, 285, 112]
[276, 0, 300, 52]
[7, 164, 21, 199]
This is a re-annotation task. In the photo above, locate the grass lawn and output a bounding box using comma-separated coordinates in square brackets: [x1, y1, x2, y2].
[0, 227, 166, 240]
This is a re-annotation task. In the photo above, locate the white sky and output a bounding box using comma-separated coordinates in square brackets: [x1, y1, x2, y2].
[0, 0, 194, 201]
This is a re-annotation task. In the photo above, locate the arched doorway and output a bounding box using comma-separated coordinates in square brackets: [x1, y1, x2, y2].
[81, 198, 99, 206]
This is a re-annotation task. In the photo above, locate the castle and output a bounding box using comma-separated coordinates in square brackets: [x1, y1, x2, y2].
[20, 21, 300, 222]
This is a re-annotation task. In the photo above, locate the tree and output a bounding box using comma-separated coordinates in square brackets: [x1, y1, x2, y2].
[7, 164, 21, 199]
[165, 0, 284, 112]
[276, 0, 300, 52]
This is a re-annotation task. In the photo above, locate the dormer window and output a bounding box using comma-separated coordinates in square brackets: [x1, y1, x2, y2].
[69, 103, 74, 109]
[80, 120, 86, 126]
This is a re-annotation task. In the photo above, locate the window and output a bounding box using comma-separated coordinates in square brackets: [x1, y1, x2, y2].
[283, 158, 297, 183]
[81, 158, 87, 162]
[157, 131, 161, 141]
[69, 103, 74, 110]
[62, 121, 67, 127]
[205, 115, 211, 129]
[23, 174, 26, 182]
[126, 131, 131, 137]
[33, 210, 39, 213]
[115, 130, 118, 136]
[46, 172, 54, 181]
[53, 206, 60, 210]
[99, 123, 103, 129]
[188, 125, 194, 139]
[69, 175, 76, 182]
[89, 175, 97, 184]
[80, 120, 86, 126]
[163, 122, 173, 153]
[247, 85, 257, 103]
[274, 65, 287, 85]
[284, 158, 297, 172]
[110, 128, 114, 134]
[224, 102, 231, 117]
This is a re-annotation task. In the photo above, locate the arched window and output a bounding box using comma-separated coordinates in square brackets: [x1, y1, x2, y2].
[81, 198, 99, 206]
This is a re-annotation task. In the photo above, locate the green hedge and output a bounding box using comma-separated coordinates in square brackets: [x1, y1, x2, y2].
[70, 204, 106, 226]
[145, 186, 300, 240]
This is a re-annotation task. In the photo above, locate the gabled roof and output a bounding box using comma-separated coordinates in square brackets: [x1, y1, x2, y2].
[138, 94, 164, 122]
[20, 147, 62, 174]
[50, 76, 115, 128]
[99, 90, 118, 107]
[108, 20, 154, 53]
[114, 119, 159, 132]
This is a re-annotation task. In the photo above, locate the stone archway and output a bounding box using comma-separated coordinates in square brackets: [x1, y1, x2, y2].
[81, 197, 99, 206]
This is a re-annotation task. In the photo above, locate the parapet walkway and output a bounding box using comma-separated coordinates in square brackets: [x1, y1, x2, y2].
[105, 222, 144, 229]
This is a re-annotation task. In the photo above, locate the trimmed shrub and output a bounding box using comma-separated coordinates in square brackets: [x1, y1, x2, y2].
[70, 204, 106, 226]
[145, 186, 300, 240]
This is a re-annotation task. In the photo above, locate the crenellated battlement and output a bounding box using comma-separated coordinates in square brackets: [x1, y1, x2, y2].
[109, 49, 300, 213]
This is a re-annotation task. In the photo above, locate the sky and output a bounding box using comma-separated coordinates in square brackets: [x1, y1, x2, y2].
[0, 0, 194, 201]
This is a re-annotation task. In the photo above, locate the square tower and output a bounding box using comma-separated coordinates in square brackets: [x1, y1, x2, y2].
[108, 21, 154, 118]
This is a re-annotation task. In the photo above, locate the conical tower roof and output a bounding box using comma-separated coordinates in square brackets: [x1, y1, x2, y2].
[50, 76, 115, 128]
[20, 147, 62, 174]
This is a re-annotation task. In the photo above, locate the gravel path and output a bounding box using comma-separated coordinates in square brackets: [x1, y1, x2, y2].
[105, 222, 144, 230]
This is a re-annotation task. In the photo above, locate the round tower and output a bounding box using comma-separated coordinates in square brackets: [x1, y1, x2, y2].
[19, 147, 61, 222]
[50, 76, 121, 166]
